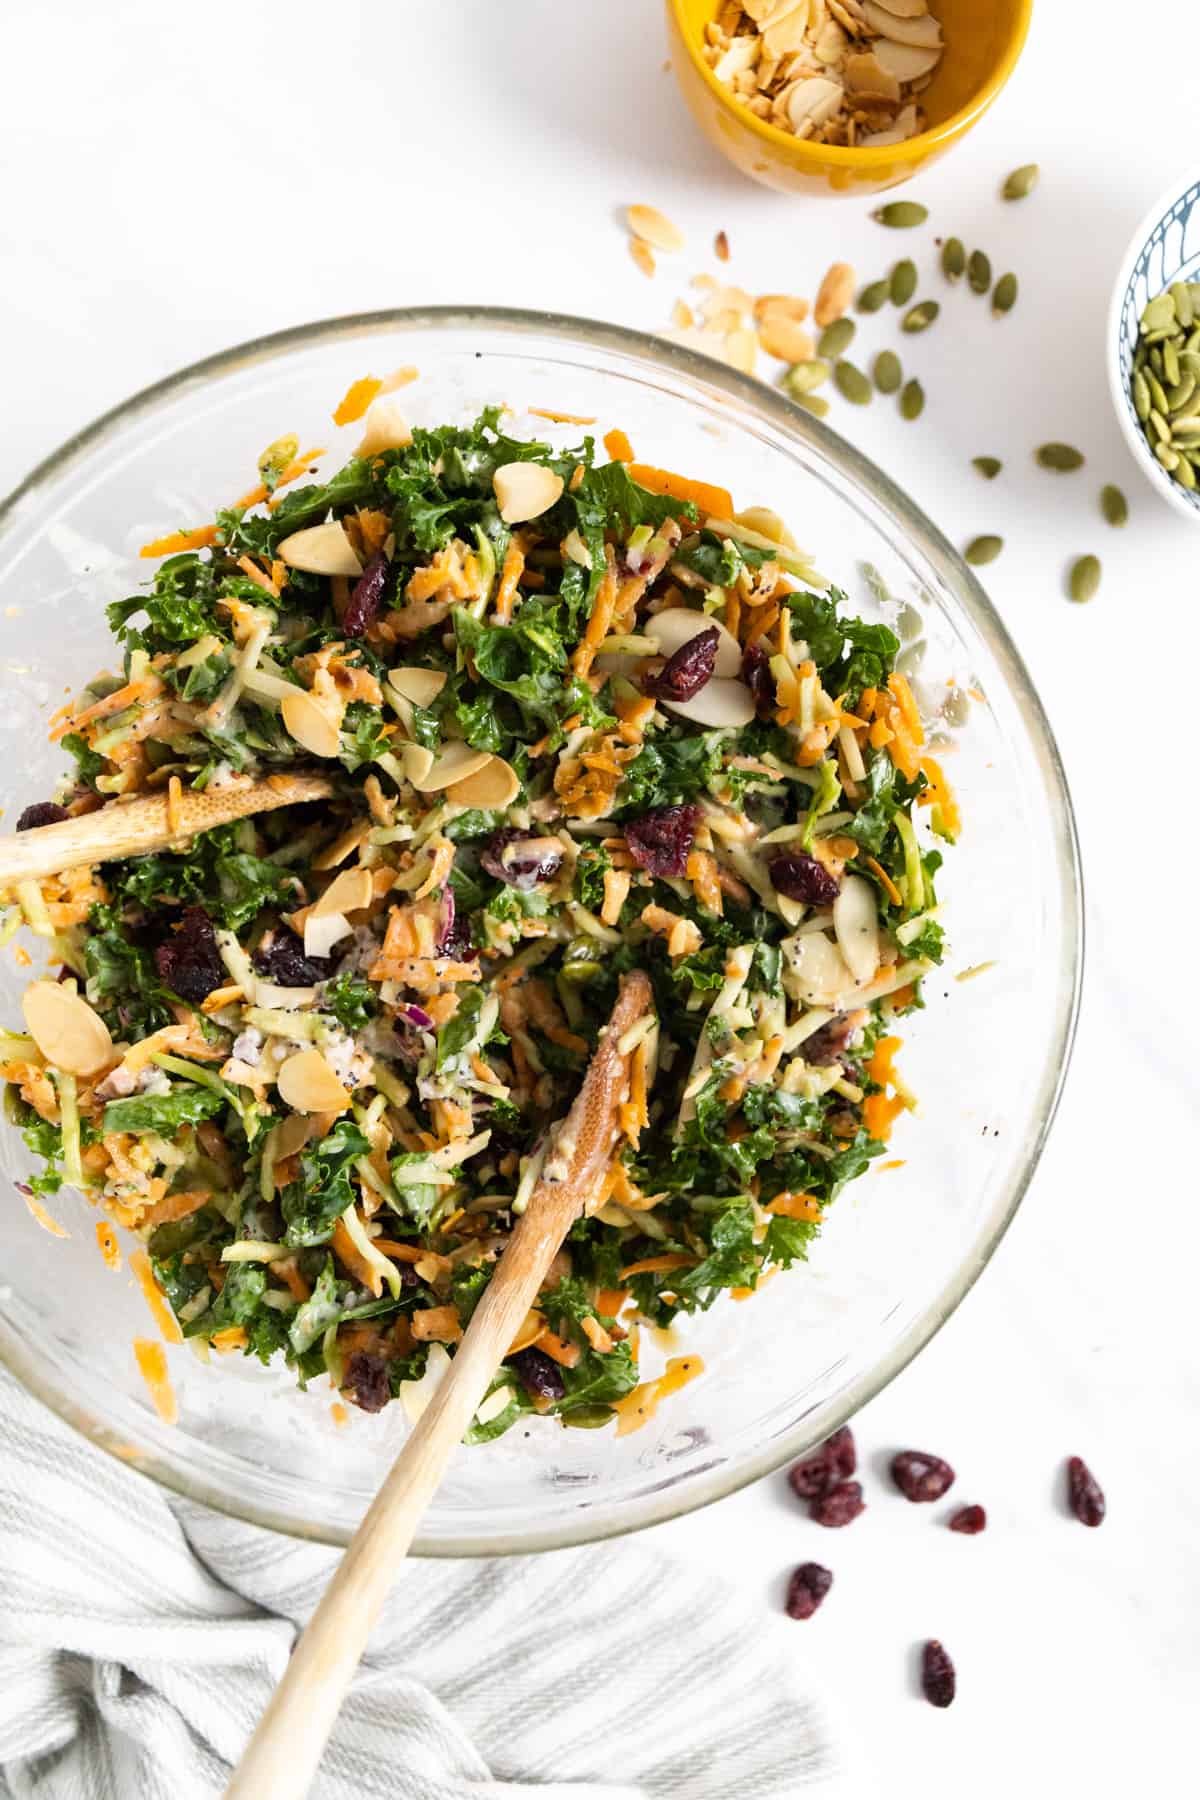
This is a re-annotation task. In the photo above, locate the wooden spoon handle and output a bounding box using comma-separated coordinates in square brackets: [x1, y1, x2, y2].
[0, 773, 334, 886]
[224, 970, 653, 1800]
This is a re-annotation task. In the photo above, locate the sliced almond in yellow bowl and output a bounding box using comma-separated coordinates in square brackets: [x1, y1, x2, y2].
[493, 462, 564, 525]
[311, 866, 373, 920]
[276, 520, 363, 577]
[22, 982, 113, 1076]
[408, 740, 492, 793]
[388, 667, 447, 708]
[277, 1048, 351, 1114]
[446, 755, 520, 809]
[281, 690, 343, 758]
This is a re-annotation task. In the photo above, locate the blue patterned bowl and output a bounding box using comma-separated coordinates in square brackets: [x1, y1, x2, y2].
[1109, 170, 1200, 520]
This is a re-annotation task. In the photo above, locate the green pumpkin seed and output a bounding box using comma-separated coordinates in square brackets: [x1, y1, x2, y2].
[561, 1405, 615, 1429]
[1174, 455, 1198, 489]
[1035, 442, 1085, 471]
[1187, 326, 1200, 354]
[795, 393, 831, 419]
[1168, 416, 1200, 438]
[972, 456, 1002, 479]
[857, 279, 890, 313]
[818, 318, 856, 359]
[1147, 370, 1169, 413]
[873, 200, 928, 228]
[1172, 283, 1195, 327]
[873, 349, 902, 394]
[1068, 555, 1101, 604]
[1163, 339, 1181, 387]
[890, 259, 917, 306]
[1141, 293, 1176, 332]
[782, 359, 832, 396]
[1099, 484, 1128, 527]
[992, 273, 1018, 316]
[1002, 163, 1039, 201]
[1178, 350, 1200, 377]
[965, 534, 1003, 565]
[899, 378, 925, 420]
[1154, 441, 1179, 470]
[1133, 370, 1151, 421]
[901, 299, 940, 333]
[941, 236, 966, 281]
[1167, 372, 1196, 412]
[1173, 388, 1200, 422]
[967, 250, 992, 295]
[834, 360, 872, 405]
[1149, 408, 1171, 446]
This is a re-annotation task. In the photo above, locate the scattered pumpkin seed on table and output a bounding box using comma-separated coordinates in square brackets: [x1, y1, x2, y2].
[834, 360, 872, 405]
[1003, 164, 1040, 201]
[972, 456, 1002, 479]
[1100, 484, 1128, 526]
[795, 393, 831, 420]
[857, 279, 890, 313]
[965, 535, 1003, 566]
[890, 259, 918, 306]
[900, 378, 925, 420]
[818, 318, 856, 360]
[873, 201, 928, 228]
[967, 250, 992, 295]
[902, 300, 939, 333]
[782, 360, 831, 397]
[992, 273, 1018, 316]
[873, 350, 902, 394]
[1068, 555, 1101, 603]
[941, 237, 965, 281]
[1036, 442, 1085, 471]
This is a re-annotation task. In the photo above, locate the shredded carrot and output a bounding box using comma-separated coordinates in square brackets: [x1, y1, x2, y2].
[626, 463, 733, 520]
[333, 376, 383, 427]
[139, 524, 219, 559]
[571, 552, 619, 677]
[867, 1035, 902, 1087]
[493, 537, 526, 625]
[863, 1092, 905, 1141]
[879, 1159, 906, 1171]
[235, 554, 280, 598]
[50, 677, 155, 742]
[865, 855, 903, 906]
[96, 1219, 122, 1270]
[529, 407, 597, 425]
[240, 446, 326, 512]
[887, 673, 925, 743]
[918, 754, 961, 840]
[581, 1315, 615, 1354]
[129, 1250, 183, 1345]
[619, 1252, 698, 1280]
[21, 1190, 68, 1238]
[888, 981, 918, 1012]
[869, 716, 894, 749]
[613, 1354, 704, 1437]
[604, 428, 635, 463]
[133, 1338, 177, 1424]
[595, 1287, 628, 1319]
[330, 1401, 349, 1427]
[766, 1191, 822, 1223]
[533, 1327, 582, 1368]
[886, 717, 920, 780]
[211, 1326, 248, 1354]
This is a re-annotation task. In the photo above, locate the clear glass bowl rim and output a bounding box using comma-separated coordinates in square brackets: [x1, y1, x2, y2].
[0, 306, 1084, 1552]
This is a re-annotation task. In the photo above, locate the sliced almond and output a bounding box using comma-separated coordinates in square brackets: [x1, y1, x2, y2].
[660, 677, 756, 729]
[786, 77, 844, 136]
[755, 294, 810, 324]
[861, 102, 920, 145]
[303, 910, 352, 959]
[814, 261, 857, 328]
[562, 528, 592, 568]
[833, 874, 880, 985]
[873, 38, 942, 80]
[626, 204, 685, 254]
[762, 6, 812, 59]
[446, 755, 520, 810]
[723, 328, 758, 375]
[277, 1048, 350, 1114]
[671, 298, 696, 330]
[630, 238, 656, 279]
[647, 607, 742, 678]
[788, 931, 853, 1006]
[273, 1110, 317, 1164]
[758, 316, 816, 363]
[281, 689, 343, 759]
[865, 0, 926, 14]
[311, 867, 373, 920]
[861, 0, 940, 45]
[379, 364, 419, 393]
[408, 740, 492, 794]
[388, 666, 447, 708]
[276, 521, 363, 578]
[400, 742, 436, 786]
[356, 400, 413, 458]
[844, 51, 902, 99]
[713, 36, 759, 83]
[492, 462, 565, 526]
[735, 506, 798, 550]
[22, 982, 113, 1076]
[311, 821, 372, 871]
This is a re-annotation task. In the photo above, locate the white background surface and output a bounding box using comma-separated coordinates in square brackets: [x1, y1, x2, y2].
[3, 3, 1197, 1795]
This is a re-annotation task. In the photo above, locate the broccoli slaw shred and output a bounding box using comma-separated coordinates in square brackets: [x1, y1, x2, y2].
[1, 399, 955, 1438]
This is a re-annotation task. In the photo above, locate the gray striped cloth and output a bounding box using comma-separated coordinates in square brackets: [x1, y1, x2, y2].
[0, 1369, 849, 1799]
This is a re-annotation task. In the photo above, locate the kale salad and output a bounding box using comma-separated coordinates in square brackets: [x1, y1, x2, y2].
[0, 385, 957, 1439]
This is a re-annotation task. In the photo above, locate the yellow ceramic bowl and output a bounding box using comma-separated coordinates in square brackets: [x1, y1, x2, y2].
[666, 0, 1032, 197]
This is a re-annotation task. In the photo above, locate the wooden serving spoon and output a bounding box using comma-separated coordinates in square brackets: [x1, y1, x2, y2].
[224, 968, 654, 1800]
[0, 773, 334, 886]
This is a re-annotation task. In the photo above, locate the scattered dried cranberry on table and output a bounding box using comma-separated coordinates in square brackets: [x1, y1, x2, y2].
[786, 1563, 834, 1621]
[1066, 1455, 1106, 1527]
[890, 1449, 956, 1503]
[948, 1504, 987, 1535]
[787, 1425, 857, 1500]
[921, 1639, 956, 1708]
[810, 1479, 866, 1528]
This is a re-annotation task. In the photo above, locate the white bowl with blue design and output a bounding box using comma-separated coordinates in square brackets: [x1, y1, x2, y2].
[1108, 169, 1200, 521]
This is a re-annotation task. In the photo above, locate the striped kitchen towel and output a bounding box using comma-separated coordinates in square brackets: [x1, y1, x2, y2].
[0, 1368, 851, 1800]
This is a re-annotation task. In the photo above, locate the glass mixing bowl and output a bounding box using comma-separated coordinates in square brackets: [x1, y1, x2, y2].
[0, 309, 1081, 1553]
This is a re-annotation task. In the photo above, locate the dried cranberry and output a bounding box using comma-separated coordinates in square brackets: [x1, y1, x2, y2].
[742, 641, 776, 718]
[480, 829, 563, 891]
[343, 1350, 391, 1414]
[788, 1425, 857, 1501]
[786, 1562, 833, 1620]
[254, 929, 333, 988]
[810, 1479, 865, 1528]
[1067, 1455, 1106, 1527]
[921, 1639, 956, 1708]
[643, 625, 719, 702]
[801, 1014, 856, 1066]
[15, 802, 68, 831]
[155, 906, 226, 1003]
[511, 1347, 565, 1401]
[891, 1450, 956, 1503]
[624, 804, 700, 878]
[948, 1504, 987, 1534]
[769, 853, 841, 905]
[342, 550, 390, 637]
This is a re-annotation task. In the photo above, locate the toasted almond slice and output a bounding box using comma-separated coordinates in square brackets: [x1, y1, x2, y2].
[862, 0, 939, 42]
[758, 316, 816, 363]
[829, 0, 868, 23]
[276, 521, 363, 577]
[723, 328, 758, 374]
[647, 607, 742, 678]
[273, 1110, 318, 1163]
[304, 910, 353, 959]
[626, 205, 685, 254]
[833, 874, 880, 985]
[400, 742, 435, 785]
[660, 677, 756, 729]
[562, 529, 592, 568]
[865, 0, 925, 13]
[356, 400, 413, 458]
[789, 930, 853, 1006]
[22, 982, 113, 1076]
[630, 238, 656, 279]
[281, 689, 343, 759]
[735, 506, 799, 550]
[388, 666, 447, 708]
[311, 821, 372, 871]
[860, 102, 919, 145]
[787, 76, 844, 135]
[814, 261, 857, 328]
[311, 867, 373, 921]
[447, 756, 520, 810]
[492, 462, 565, 526]
[814, 18, 847, 63]
[409, 740, 492, 794]
[844, 51, 902, 99]
[763, 5, 813, 59]
[873, 38, 942, 80]
[713, 35, 759, 83]
[277, 1048, 350, 1114]
[379, 365, 419, 393]
[755, 294, 810, 324]
[671, 298, 696, 330]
